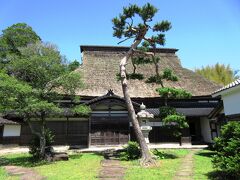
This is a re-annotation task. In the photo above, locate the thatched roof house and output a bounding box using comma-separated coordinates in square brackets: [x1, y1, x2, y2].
[1, 45, 222, 146]
[75, 45, 220, 97]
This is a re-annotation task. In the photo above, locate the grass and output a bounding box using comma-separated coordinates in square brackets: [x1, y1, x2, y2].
[193, 150, 216, 180]
[0, 167, 15, 180]
[122, 149, 190, 180]
[0, 166, 19, 180]
[0, 153, 103, 180]
[0, 149, 220, 180]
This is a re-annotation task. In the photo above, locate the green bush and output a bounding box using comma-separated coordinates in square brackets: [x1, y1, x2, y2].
[152, 149, 165, 159]
[159, 106, 176, 119]
[212, 121, 240, 177]
[119, 141, 141, 161]
[29, 128, 54, 159]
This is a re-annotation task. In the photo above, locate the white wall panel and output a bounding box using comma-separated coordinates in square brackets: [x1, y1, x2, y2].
[3, 125, 21, 137]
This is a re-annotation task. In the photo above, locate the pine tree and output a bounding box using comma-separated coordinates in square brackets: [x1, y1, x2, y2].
[112, 3, 171, 166]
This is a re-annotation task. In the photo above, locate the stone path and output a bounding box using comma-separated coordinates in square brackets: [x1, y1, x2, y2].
[4, 166, 45, 180]
[173, 150, 198, 180]
[98, 159, 127, 180]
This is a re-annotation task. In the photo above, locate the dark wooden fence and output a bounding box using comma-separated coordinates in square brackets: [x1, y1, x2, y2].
[20, 120, 88, 146]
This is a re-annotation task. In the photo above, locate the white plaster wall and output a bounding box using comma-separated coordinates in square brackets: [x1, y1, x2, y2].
[3, 125, 21, 137]
[200, 117, 212, 143]
[222, 88, 240, 115]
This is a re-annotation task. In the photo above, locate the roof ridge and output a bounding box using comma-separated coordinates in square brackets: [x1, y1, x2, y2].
[80, 45, 178, 53]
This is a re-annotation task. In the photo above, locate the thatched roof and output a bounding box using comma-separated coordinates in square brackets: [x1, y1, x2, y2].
[75, 45, 221, 98]
[0, 117, 19, 125]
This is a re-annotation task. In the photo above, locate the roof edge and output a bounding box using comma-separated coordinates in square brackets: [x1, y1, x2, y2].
[80, 45, 178, 54]
[212, 78, 240, 97]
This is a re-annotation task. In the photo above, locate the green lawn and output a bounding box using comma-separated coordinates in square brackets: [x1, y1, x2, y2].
[0, 167, 18, 180]
[193, 150, 216, 180]
[0, 153, 103, 180]
[123, 149, 190, 180]
[0, 149, 218, 180]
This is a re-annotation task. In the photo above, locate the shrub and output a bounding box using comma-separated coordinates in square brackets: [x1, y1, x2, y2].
[29, 128, 54, 159]
[159, 106, 176, 119]
[212, 121, 240, 177]
[152, 149, 165, 159]
[119, 141, 141, 161]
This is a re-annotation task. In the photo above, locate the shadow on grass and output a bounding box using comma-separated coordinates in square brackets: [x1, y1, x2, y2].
[152, 149, 178, 159]
[207, 170, 239, 180]
[158, 153, 178, 159]
[0, 152, 103, 168]
[196, 151, 216, 158]
[0, 155, 48, 167]
[68, 154, 83, 160]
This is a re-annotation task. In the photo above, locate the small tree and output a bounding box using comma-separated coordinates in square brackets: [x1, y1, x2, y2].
[0, 42, 90, 159]
[112, 3, 171, 166]
[156, 71, 192, 144]
[212, 121, 240, 178]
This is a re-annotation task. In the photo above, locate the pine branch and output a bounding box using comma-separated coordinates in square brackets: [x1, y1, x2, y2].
[118, 36, 134, 44]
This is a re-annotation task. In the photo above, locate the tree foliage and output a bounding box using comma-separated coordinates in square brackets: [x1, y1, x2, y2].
[0, 71, 33, 113]
[119, 141, 141, 161]
[156, 87, 192, 99]
[113, 3, 171, 83]
[156, 68, 192, 139]
[0, 23, 41, 64]
[68, 60, 80, 71]
[195, 63, 238, 86]
[213, 121, 240, 177]
[0, 23, 89, 159]
[163, 114, 189, 137]
[72, 105, 91, 117]
[112, 3, 171, 42]
[7, 43, 66, 89]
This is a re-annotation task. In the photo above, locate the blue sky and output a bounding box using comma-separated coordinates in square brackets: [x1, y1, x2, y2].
[1, 0, 240, 70]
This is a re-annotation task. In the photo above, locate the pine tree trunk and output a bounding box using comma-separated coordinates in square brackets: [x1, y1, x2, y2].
[120, 39, 156, 167]
[39, 124, 46, 159]
[25, 112, 48, 159]
[39, 114, 47, 159]
[26, 118, 46, 159]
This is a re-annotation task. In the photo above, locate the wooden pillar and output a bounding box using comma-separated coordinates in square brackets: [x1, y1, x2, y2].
[0, 125, 3, 144]
[66, 117, 69, 145]
[88, 116, 91, 148]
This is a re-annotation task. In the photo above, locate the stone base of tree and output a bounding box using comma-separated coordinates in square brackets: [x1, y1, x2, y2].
[45, 146, 69, 162]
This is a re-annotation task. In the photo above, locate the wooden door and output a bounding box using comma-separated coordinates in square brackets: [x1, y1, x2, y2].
[90, 116, 129, 145]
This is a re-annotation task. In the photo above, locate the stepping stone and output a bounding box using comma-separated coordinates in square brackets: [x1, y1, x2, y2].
[98, 159, 126, 180]
[177, 171, 193, 176]
[4, 166, 45, 180]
